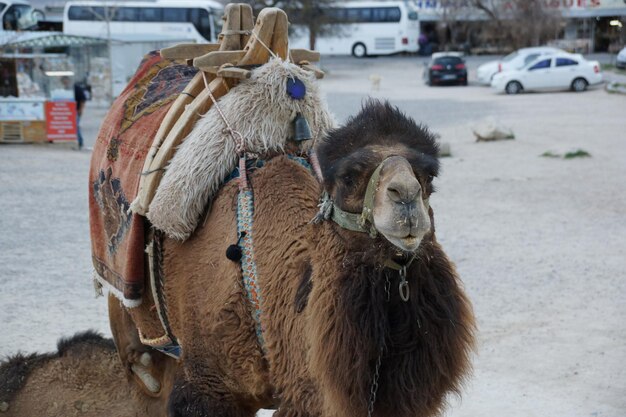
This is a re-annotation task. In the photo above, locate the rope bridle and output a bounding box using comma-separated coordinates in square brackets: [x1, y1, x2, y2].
[313, 157, 390, 238]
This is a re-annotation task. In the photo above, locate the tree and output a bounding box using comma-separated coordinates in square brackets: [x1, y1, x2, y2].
[241, 0, 341, 50]
[86, 3, 117, 105]
[438, 0, 475, 51]
[472, 0, 563, 49]
[508, 0, 563, 48]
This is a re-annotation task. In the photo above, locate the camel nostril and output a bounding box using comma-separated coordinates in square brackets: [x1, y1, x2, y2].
[387, 186, 402, 202]
[387, 178, 421, 204]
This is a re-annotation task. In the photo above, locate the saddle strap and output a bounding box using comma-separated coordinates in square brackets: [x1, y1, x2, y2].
[237, 187, 266, 352]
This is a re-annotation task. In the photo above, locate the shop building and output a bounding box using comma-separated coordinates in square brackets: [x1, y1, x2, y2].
[413, 0, 625, 53]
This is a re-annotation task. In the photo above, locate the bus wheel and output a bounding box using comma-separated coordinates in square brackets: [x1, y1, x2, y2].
[352, 43, 367, 58]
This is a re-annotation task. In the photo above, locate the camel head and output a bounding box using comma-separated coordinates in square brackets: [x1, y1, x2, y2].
[316, 100, 439, 254]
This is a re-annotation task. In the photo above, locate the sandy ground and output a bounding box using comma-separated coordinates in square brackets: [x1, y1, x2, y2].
[1, 56, 625, 417]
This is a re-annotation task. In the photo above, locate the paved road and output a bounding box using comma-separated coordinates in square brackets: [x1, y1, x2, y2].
[1, 54, 625, 417]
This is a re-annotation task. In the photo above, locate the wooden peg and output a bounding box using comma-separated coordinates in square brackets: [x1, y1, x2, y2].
[300, 63, 325, 79]
[290, 49, 321, 64]
[217, 66, 251, 80]
[160, 44, 220, 60]
[270, 8, 289, 60]
[194, 51, 246, 70]
[220, 4, 242, 50]
[240, 4, 254, 46]
[240, 8, 278, 65]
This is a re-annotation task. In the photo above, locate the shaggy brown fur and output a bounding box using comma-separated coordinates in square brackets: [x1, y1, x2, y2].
[0, 331, 168, 417]
[118, 99, 474, 417]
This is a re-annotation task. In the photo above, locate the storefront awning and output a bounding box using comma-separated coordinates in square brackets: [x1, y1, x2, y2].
[562, 8, 626, 18]
[0, 31, 107, 49]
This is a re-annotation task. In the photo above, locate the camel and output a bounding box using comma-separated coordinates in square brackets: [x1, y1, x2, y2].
[107, 99, 475, 416]
[0, 331, 169, 417]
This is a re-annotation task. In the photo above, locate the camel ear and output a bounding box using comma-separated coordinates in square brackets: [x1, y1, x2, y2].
[428, 205, 436, 234]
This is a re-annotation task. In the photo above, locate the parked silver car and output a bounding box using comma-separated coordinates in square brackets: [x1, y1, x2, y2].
[477, 46, 563, 85]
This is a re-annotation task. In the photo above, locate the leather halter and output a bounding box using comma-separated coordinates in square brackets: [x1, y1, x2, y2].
[315, 157, 390, 238]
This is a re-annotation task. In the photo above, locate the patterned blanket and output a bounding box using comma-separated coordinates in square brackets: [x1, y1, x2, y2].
[89, 51, 197, 305]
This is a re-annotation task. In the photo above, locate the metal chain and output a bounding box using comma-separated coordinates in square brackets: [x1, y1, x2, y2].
[398, 265, 410, 302]
[384, 273, 391, 302]
[367, 348, 383, 417]
[367, 272, 391, 417]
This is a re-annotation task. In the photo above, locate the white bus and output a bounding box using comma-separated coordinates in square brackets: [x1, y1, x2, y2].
[63, 0, 224, 43]
[289, 1, 420, 57]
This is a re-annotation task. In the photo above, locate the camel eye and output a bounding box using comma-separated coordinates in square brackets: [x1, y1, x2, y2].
[427, 175, 434, 183]
[342, 175, 355, 187]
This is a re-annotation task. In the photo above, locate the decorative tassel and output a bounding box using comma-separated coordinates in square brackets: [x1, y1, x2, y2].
[226, 232, 247, 262]
[311, 191, 333, 224]
[238, 155, 248, 190]
[309, 150, 324, 183]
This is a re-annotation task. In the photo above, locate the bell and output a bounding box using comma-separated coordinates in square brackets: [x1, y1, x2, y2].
[293, 113, 312, 142]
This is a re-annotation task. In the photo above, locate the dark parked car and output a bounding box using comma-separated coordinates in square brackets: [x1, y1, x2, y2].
[424, 52, 468, 86]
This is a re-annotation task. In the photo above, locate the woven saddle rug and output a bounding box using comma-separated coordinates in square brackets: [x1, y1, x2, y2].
[89, 51, 197, 305]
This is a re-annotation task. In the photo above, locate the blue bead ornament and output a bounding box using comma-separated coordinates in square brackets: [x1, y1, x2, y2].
[286, 77, 306, 100]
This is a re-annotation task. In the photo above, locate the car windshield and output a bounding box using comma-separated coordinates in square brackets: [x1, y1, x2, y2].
[502, 51, 518, 62]
[434, 57, 462, 65]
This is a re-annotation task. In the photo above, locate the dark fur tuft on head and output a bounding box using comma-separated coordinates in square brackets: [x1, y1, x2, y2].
[0, 352, 54, 404]
[316, 99, 440, 190]
[56, 330, 115, 356]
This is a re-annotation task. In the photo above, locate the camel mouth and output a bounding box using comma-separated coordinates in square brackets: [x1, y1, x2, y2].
[382, 232, 423, 253]
[401, 234, 420, 247]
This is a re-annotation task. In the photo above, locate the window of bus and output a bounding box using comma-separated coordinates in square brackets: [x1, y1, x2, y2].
[337, 7, 402, 24]
[113, 7, 139, 22]
[139, 7, 162, 22]
[188, 8, 211, 42]
[346, 8, 370, 23]
[371, 7, 401, 22]
[162, 8, 187, 22]
[68, 6, 106, 20]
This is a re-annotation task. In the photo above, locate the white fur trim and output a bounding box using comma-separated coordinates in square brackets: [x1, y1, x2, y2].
[147, 58, 336, 240]
[93, 271, 143, 308]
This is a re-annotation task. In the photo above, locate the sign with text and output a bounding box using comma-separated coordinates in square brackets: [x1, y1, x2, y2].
[45, 101, 77, 142]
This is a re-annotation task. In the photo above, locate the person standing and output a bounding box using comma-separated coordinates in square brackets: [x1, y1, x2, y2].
[73, 81, 87, 150]
[61, 76, 87, 149]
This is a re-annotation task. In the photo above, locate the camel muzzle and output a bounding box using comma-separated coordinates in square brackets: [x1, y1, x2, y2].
[314, 155, 431, 254]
